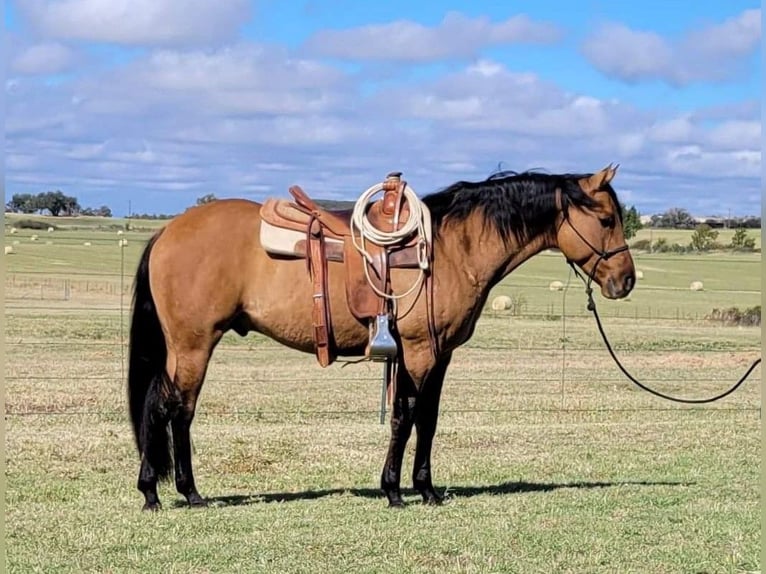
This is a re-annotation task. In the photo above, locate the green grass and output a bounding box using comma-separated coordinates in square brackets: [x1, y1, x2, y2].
[4, 221, 762, 573]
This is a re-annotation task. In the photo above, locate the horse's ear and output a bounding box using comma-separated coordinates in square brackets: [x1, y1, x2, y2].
[584, 163, 619, 190]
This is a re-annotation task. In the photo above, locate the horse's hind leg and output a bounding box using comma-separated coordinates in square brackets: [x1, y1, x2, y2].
[170, 346, 216, 507]
[412, 353, 452, 505]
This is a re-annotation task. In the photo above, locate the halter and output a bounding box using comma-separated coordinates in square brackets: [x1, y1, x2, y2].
[557, 192, 629, 306]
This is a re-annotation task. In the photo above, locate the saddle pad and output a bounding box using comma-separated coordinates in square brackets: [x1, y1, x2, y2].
[260, 220, 344, 258]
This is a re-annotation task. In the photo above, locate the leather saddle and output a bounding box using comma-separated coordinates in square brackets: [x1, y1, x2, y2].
[259, 173, 432, 368]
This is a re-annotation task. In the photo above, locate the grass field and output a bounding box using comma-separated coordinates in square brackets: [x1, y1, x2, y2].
[4, 216, 762, 573]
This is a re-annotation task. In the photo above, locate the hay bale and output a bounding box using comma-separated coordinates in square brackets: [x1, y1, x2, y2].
[30, 234, 38, 241]
[47, 227, 54, 233]
[12, 240, 20, 245]
[9, 228, 17, 234]
[118, 238, 128, 247]
[4, 245, 14, 255]
[491, 295, 512, 310]
[635, 269, 644, 280]
[549, 280, 564, 291]
[690, 281, 704, 291]
[83, 242, 91, 246]
[117, 230, 124, 235]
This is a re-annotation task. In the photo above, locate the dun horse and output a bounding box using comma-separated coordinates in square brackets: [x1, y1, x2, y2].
[128, 165, 635, 511]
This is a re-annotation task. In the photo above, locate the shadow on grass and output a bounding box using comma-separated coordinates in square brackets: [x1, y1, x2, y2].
[173, 479, 694, 508]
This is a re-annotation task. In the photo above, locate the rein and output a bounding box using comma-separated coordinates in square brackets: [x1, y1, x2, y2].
[563, 216, 761, 404]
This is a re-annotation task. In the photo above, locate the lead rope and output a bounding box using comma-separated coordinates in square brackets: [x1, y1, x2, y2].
[571, 262, 761, 404]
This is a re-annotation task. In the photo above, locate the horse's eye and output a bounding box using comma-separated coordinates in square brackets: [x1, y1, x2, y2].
[600, 216, 615, 228]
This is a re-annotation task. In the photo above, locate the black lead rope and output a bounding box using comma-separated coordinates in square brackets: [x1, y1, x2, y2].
[570, 261, 762, 404]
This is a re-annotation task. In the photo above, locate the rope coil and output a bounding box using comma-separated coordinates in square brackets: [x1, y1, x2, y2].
[349, 181, 431, 301]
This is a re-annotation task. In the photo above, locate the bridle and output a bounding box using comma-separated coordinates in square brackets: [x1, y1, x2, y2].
[556, 192, 629, 293]
[557, 190, 760, 404]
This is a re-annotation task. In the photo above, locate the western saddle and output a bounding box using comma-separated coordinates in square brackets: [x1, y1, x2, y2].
[259, 172, 434, 368]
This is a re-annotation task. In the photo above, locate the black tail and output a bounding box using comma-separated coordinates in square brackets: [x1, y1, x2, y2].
[128, 229, 176, 481]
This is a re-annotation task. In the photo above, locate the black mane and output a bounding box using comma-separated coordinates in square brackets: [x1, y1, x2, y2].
[422, 170, 621, 244]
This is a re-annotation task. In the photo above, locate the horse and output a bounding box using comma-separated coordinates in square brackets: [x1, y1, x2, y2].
[127, 164, 635, 511]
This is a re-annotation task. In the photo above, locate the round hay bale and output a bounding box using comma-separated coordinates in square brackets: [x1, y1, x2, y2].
[83, 241, 92, 246]
[4, 245, 14, 255]
[30, 234, 38, 241]
[635, 269, 644, 280]
[9, 228, 17, 234]
[118, 238, 128, 247]
[549, 280, 564, 291]
[689, 281, 704, 291]
[47, 227, 54, 233]
[491, 295, 512, 311]
[117, 230, 124, 235]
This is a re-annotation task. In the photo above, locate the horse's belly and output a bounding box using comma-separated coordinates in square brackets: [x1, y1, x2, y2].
[243, 255, 369, 355]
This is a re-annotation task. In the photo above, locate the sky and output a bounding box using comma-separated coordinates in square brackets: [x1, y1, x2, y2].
[4, 0, 762, 217]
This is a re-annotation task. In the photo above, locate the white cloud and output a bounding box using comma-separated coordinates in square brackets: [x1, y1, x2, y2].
[706, 120, 760, 150]
[302, 11, 562, 61]
[19, 0, 250, 47]
[11, 41, 78, 75]
[648, 116, 696, 143]
[581, 9, 761, 85]
[4, 41, 761, 217]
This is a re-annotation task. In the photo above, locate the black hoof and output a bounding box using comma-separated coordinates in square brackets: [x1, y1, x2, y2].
[416, 483, 444, 506]
[186, 493, 208, 508]
[142, 502, 162, 512]
[384, 489, 406, 508]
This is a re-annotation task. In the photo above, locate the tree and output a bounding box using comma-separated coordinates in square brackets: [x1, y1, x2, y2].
[35, 190, 67, 216]
[7, 193, 38, 213]
[196, 193, 217, 205]
[64, 196, 81, 216]
[621, 204, 642, 240]
[689, 224, 719, 251]
[652, 207, 696, 229]
[95, 205, 112, 217]
[730, 228, 756, 251]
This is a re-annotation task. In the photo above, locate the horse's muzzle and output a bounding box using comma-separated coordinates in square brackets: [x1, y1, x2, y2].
[604, 273, 634, 299]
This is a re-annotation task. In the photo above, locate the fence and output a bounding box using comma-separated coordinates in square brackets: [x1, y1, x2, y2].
[4, 245, 762, 422]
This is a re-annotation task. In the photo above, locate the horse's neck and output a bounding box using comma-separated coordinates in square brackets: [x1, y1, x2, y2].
[437, 218, 555, 292]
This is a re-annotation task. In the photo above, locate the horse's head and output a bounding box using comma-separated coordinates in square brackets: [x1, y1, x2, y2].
[555, 164, 635, 299]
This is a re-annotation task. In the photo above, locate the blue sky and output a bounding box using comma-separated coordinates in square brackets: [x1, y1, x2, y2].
[5, 1, 762, 216]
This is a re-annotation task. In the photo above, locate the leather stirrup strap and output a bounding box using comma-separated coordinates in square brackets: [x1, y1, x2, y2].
[306, 217, 333, 367]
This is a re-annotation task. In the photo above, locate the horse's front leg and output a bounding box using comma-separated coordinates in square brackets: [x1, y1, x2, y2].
[380, 365, 417, 508]
[412, 352, 452, 505]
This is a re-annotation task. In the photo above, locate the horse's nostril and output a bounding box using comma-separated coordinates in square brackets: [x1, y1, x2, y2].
[625, 274, 635, 292]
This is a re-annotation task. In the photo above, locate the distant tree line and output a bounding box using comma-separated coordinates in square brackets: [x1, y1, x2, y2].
[126, 213, 176, 220]
[5, 191, 111, 217]
[649, 207, 760, 229]
[5, 191, 761, 237]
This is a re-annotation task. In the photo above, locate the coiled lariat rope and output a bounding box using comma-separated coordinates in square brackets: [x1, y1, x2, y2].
[350, 181, 431, 301]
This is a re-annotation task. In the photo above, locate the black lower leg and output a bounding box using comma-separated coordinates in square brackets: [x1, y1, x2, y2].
[412, 418, 441, 505]
[412, 354, 451, 505]
[138, 457, 162, 511]
[380, 386, 417, 507]
[172, 411, 206, 507]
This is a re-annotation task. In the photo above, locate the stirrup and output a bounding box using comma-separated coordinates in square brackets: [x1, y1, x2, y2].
[367, 314, 398, 361]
